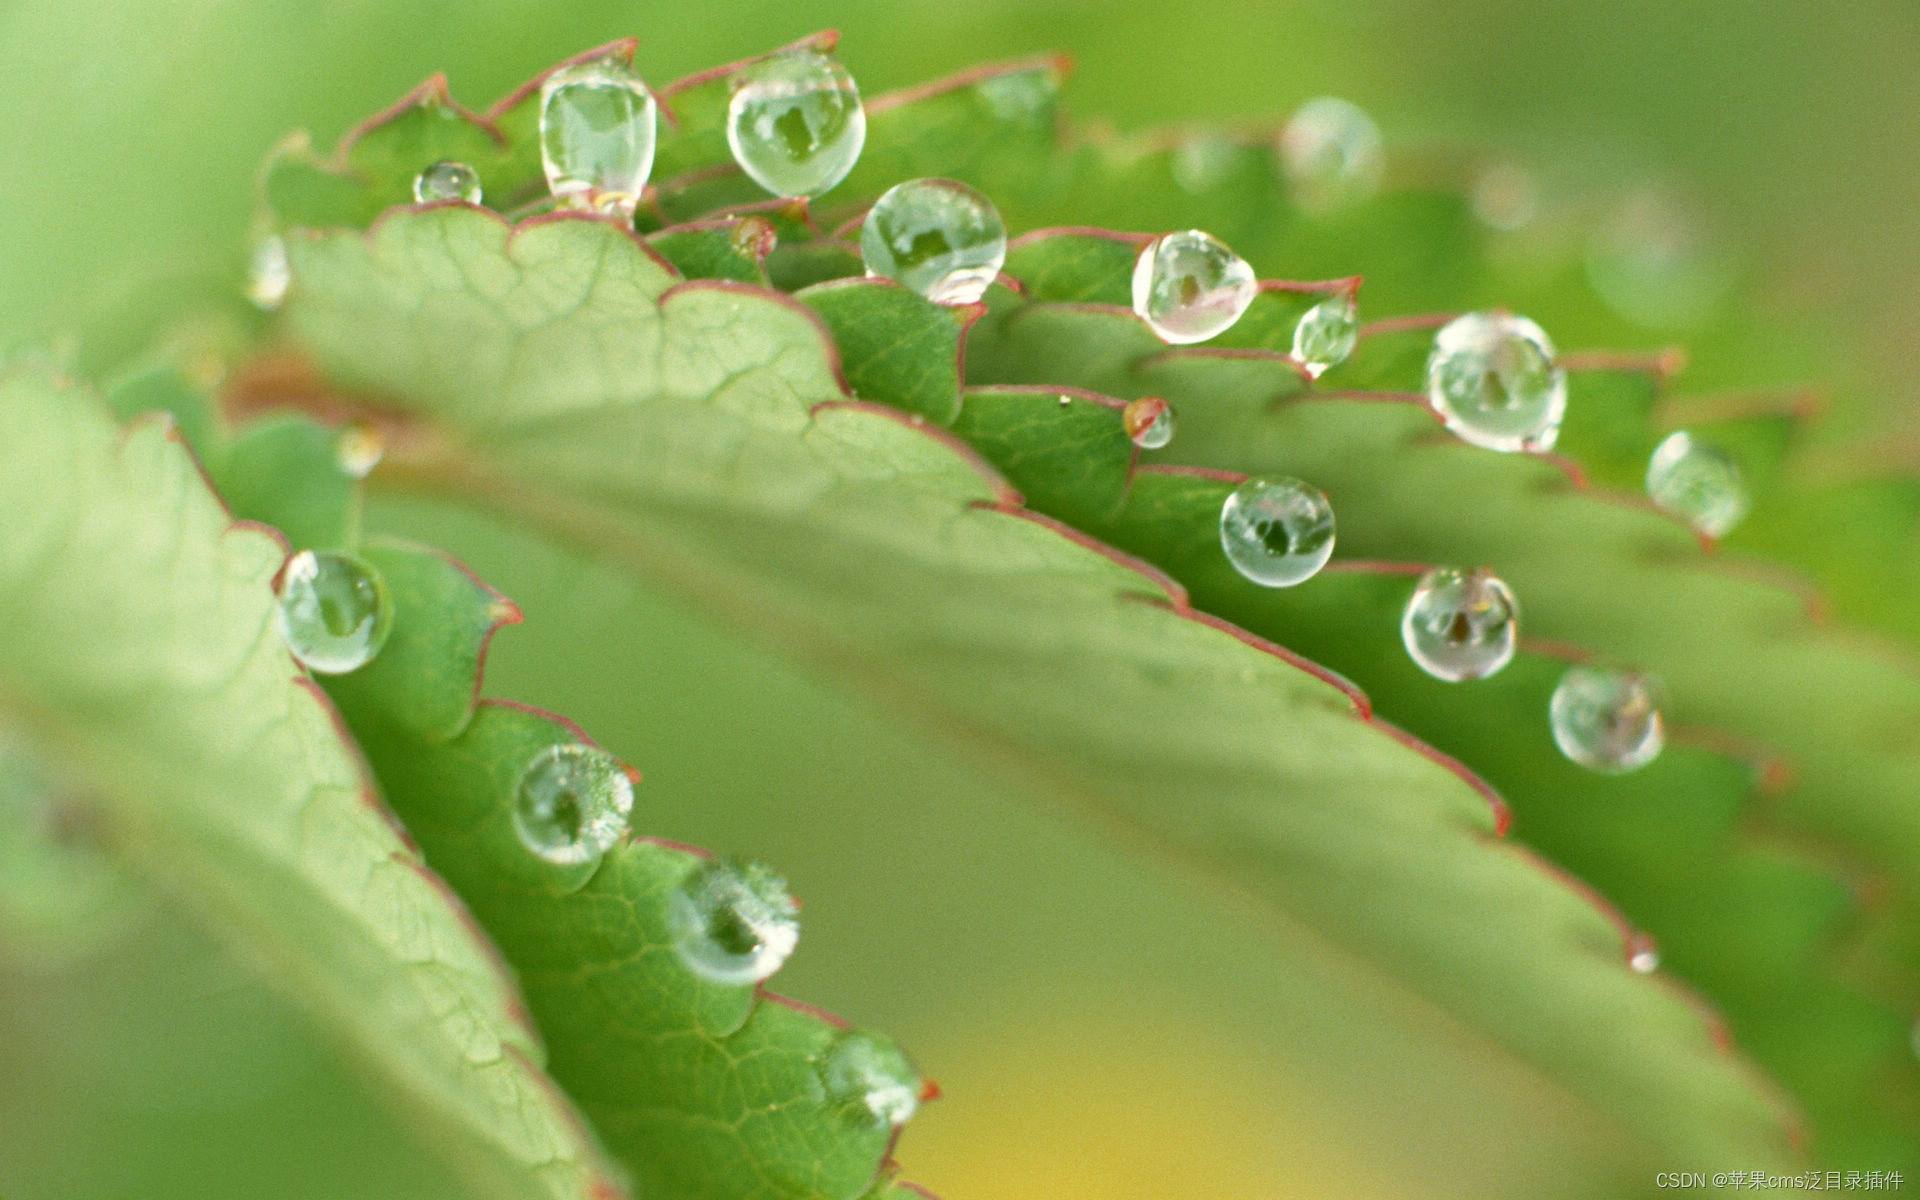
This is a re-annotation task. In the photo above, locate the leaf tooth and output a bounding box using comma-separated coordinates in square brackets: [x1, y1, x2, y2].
[485, 39, 640, 124]
[864, 53, 1073, 117]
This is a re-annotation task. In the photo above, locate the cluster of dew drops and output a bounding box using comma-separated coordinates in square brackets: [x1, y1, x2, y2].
[267, 45, 1762, 928]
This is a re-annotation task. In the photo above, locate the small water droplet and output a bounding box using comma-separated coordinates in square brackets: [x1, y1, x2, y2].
[1123, 397, 1176, 449]
[1292, 294, 1358, 378]
[335, 424, 384, 479]
[540, 58, 657, 217]
[1279, 97, 1384, 213]
[1425, 312, 1566, 452]
[669, 857, 799, 985]
[1131, 230, 1256, 345]
[1626, 932, 1660, 974]
[1058, 394, 1072, 406]
[275, 550, 390, 674]
[1550, 666, 1664, 774]
[1472, 163, 1537, 231]
[414, 160, 483, 205]
[726, 51, 865, 198]
[246, 235, 290, 310]
[1220, 476, 1335, 588]
[974, 70, 1054, 126]
[512, 743, 634, 867]
[1172, 135, 1241, 194]
[859, 179, 1006, 305]
[1401, 566, 1518, 682]
[1646, 431, 1748, 539]
[818, 1029, 921, 1128]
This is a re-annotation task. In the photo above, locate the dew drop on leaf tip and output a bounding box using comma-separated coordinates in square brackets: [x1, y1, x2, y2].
[819, 1029, 922, 1128]
[859, 178, 1006, 305]
[275, 550, 390, 674]
[1401, 566, 1518, 682]
[1123, 397, 1176, 449]
[335, 423, 383, 479]
[1550, 666, 1664, 774]
[539, 58, 657, 217]
[669, 857, 800, 985]
[727, 50, 865, 199]
[1646, 431, 1748, 539]
[1292, 294, 1358, 378]
[1279, 96, 1384, 213]
[512, 743, 635, 867]
[1220, 476, 1335, 588]
[414, 160, 482, 205]
[1131, 229, 1255, 345]
[1425, 311, 1566, 452]
[246, 235, 290, 311]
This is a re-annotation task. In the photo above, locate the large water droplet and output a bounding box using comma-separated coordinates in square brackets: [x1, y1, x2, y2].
[512, 743, 634, 867]
[1220, 476, 1335, 588]
[1425, 312, 1566, 452]
[540, 59, 657, 217]
[859, 179, 1006, 305]
[818, 1029, 921, 1128]
[1131, 230, 1256, 345]
[1587, 189, 1730, 328]
[275, 550, 390, 674]
[1122, 397, 1176, 449]
[669, 857, 799, 985]
[726, 51, 865, 198]
[414, 160, 482, 205]
[1401, 566, 1518, 682]
[1646, 431, 1748, 539]
[1292, 294, 1358, 378]
[1279, 97, 1384, 213]
[1550, 666, 1664, 774]
[246, 235, 290, 311]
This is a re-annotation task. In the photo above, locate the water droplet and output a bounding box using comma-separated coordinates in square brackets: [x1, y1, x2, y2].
[1130, 230, 1256, 345]
[1550, 666, 1664, 774]
[512, 743, 635, 867]
[1220, 476, 1335, 588]
[726, 51, 865, 198]
[335, 423, 384, 479]
[1627, 932, 1660, 974]
[414, 160, 482, 205]
[974, 71, 1054, 126]
[1646, 431, 1748, 539]
[1292, 294, 1358, 378]
[859, 179, 1006, 305]
[274, 550, 390, 674]
[1587, 188, 1730, 328]
[1471, 163, 1537, 231]
[540, 58, 657, 217]
[1123, 397, 1176, 449]
[1172, 135, 1241, 194]
[818, 1029, 921, 1128]
[669, 857, 799, 985]
[1425, 312, 1566, 452]
[1401, 567, 1518, 682]
[246, 235, 290, 310]
[1279, 97, 1384, 213]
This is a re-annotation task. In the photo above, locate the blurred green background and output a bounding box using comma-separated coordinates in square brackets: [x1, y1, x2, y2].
[2, 1, 1915, 1197]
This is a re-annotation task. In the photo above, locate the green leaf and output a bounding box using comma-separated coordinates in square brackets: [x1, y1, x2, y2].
[0, 367, 624, 1200]
[797, 278, 976, 424]
[276, 204, 1808, 1169]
